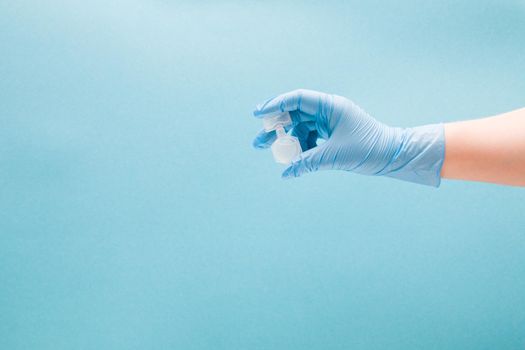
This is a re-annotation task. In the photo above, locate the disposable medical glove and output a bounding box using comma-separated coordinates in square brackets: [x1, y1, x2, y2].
[252, 89, 445, 187]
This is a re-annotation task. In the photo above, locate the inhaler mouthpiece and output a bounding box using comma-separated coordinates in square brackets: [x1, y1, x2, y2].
[262, 112, 302, 164]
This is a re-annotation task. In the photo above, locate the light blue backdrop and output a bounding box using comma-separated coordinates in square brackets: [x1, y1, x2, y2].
[1, 1, 524, 349]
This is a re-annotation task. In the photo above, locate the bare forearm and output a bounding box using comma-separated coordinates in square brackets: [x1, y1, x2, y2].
[441, 108, 525, 186]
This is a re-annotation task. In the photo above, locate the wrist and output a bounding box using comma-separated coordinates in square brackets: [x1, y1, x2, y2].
[380, 123, 445, 187]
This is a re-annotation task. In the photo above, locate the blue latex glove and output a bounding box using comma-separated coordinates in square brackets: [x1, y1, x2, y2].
[252, 89, 445, 187]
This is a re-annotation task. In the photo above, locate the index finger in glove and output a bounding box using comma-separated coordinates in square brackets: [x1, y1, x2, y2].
[253, 89, 326, 120]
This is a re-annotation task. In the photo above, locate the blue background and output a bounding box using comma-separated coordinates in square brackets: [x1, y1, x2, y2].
[1, 1, 525, 349]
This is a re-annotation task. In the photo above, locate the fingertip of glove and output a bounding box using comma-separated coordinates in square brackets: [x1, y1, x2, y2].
[252, 139, 268, 149]
[281, 166, 296, 179]
[253, 106, 267, 118]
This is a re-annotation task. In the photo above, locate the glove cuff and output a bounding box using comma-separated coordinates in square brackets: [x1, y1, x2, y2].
[381, 123, 445, 187]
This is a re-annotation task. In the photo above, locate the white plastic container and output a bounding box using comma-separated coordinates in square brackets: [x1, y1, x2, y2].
[262, 112, 302, 164]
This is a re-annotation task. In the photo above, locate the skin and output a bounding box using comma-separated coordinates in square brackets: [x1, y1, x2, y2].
[441, 107, 525, 186]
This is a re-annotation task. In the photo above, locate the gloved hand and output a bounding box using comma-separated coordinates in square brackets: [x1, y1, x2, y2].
[252, 89, 445, 187]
